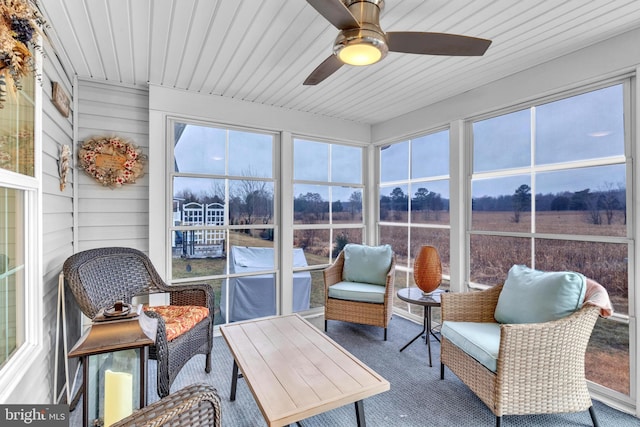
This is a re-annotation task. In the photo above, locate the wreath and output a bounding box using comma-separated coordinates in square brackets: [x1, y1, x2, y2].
[79, 136, 146, 188]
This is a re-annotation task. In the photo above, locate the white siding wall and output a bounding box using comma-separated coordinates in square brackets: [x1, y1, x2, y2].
[76, 80, 149, 252]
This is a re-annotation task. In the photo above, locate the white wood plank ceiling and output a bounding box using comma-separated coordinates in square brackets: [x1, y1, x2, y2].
[40, 0, 640, 125]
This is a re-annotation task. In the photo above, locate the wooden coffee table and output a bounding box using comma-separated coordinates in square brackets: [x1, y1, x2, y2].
[220, 314, 389, 426]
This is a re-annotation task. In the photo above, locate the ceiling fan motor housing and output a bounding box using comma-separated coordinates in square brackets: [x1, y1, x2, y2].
[334, 0, 388, 65]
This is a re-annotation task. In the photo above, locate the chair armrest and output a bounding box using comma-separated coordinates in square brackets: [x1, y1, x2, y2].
[496, 305, 600, 385]
[441, 285, 502, 323]
[324, 251, 345, 290]
[113, 383, 221, 427]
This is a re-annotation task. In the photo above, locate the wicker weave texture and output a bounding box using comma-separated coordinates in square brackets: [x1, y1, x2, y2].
[63, 247, 215, 398]
[441, 284, 601, 419]
[323, 250, 396, 332]
[112, 383, 221, 427]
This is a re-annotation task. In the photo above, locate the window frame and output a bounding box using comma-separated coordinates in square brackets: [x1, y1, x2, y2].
[466, 77, 634, 403]
[0, 54, 43, 400]
[166, 117, 279, 324]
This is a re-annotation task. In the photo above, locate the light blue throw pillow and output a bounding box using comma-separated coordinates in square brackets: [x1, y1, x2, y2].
[342, 244, 393, 286]
[494, 264, 587, 324]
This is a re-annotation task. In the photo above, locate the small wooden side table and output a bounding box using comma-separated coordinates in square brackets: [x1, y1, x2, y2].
[397, 287, 444, 367]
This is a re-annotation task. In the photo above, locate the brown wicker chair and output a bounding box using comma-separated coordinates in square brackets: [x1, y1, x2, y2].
[440, 284, 601, 427]
[63, 247, 214, 398]
[113, 383, 221, 427]
[323, 246, 395, 340]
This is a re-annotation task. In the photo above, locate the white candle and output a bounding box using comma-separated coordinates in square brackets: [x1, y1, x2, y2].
[104, 370, 133, 427]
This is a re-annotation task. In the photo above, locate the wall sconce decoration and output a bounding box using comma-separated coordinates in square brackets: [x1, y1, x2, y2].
[58, 144, 70, 191]
[78, 136, 146, 188]
[68, 302, 157, 427]
[52, 82, 70, 117]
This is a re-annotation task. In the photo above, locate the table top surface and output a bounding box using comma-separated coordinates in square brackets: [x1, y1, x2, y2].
[396, 287, 445, 306]
[220, 314, 389, 427]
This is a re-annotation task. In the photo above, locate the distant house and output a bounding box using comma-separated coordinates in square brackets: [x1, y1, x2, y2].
[173, 200, 225, 258]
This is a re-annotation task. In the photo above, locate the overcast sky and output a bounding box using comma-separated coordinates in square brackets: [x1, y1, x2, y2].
[173, 84, 625, 201]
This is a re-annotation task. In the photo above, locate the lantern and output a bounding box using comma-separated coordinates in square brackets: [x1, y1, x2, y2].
[68, 302, 157, 427]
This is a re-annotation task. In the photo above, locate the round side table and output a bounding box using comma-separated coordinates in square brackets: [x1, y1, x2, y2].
[397, 287, 444, 367]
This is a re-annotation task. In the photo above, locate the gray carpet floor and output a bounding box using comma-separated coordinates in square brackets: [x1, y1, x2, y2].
[71, 315, 640, 426]
[161, 315, 639, 427]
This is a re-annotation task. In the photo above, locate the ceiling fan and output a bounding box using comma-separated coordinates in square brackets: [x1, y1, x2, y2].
[303, 0, 492, 85]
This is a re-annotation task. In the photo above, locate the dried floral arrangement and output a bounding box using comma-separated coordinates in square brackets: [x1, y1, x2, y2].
[79, 136, 146, 188]
[0, 0, 46, 108]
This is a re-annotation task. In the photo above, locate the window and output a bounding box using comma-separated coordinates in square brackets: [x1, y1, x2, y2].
[0, 62, 39, 383]
[470, 83, 630, 396]
[293, 138, 364, 309]
[169, 121, 276, 324]
[378, 130, 451, 317]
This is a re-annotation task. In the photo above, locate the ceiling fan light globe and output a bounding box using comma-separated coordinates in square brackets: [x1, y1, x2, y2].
[338, 43, 382, 66]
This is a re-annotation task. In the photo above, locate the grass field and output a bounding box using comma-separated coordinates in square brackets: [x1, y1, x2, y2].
[170, 209, 631, 395]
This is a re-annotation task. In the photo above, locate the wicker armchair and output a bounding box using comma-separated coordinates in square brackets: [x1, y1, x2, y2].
[113, 383, 221, 427]
[63, 247, 215, 398]
[323, 246, 396, 340]
[440, 285, 601, 427]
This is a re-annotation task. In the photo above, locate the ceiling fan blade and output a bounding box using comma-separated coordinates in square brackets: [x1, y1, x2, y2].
[303, 55, 344, 85]
[307, 0, 360, 30]
[387, 32, 492, 56]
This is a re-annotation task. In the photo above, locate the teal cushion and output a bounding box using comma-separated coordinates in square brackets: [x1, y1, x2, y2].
[494, 265, 587, 324]
[342, 244, 393, 286]
[441, 321, 501, 372]
[328, 281, 386, 304]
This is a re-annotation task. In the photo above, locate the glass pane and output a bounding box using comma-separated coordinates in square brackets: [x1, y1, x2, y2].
[293, 229, 330, 266]
[331, 144, 362, 184]
[534, 239, 628, 314]
[174, 124, 225, 174]
[294, 139, 328, 181]
[412, 130, 449, 178]
[472, 176, 531, 232]
[0, 96, 35, 177]
[392, 269, 410, 312]
[379, 225, 408, 268]
[222, 272, 277, 322]
[379, 184, 409, 223]
[410, 227, 450, 276]
[293, 185, 329, 224]
[536, 165, 626, 236]
[380, 140, 408, 182]
[587, 318, 629, 395]
[229, 179, 274, 225]
[228, 130, 273, 178]
[0, 187, 24, 366]
[411, 180, 450, 225]
[308, 270, 325, 309]
[331, 228, 363, 259]
[536, 85, 624, 164]
[470, 235, 531, 285]
[173, 177, 225, 209]
[171, 246, 226, 280]
[473, 108, 530, 172]
[228, 229, 274, 251]
[332, 187, 362, 223]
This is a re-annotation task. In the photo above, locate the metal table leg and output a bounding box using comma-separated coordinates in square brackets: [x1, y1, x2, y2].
[230, 360, 239, 401]
[355, 400, 366, 427]
[399, 306, 428, 352]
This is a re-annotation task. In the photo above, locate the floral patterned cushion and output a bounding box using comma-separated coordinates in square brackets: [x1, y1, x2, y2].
[144, 305, 209, 341]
